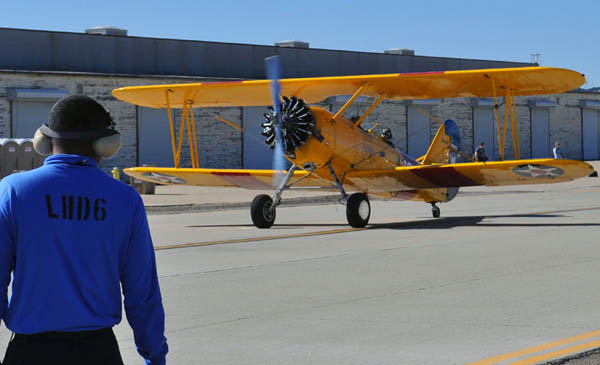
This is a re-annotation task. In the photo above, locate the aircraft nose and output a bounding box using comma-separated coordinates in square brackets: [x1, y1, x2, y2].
[260, 96, 315, 158]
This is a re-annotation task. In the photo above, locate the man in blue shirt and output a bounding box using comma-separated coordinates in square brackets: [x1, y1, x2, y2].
[553, 141, 566, 159]
[474, 142, 489, 162]
[0, 96, 168, 364]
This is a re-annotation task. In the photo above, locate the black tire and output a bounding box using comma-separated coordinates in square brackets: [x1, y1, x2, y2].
[251, 194, 276, 228]
[346, 193, 370, 228]
[432, 205, 441, 218]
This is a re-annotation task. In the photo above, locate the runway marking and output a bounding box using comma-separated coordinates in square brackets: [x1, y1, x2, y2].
[469, 329, 600, 364]
[154, 227, 366, 250]
[154, 206, 600, 251]
[509, 339, 600, 364]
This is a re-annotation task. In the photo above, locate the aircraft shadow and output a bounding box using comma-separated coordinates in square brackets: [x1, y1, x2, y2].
[370, 214, 600, 230]
[185, 211, 599, 230]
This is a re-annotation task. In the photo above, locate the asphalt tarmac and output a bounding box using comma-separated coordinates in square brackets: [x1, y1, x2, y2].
[2, 166, 600, 364]
[139, 170, 599, 364]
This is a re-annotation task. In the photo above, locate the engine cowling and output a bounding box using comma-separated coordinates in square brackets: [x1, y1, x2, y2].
[261, 96, 316, 159]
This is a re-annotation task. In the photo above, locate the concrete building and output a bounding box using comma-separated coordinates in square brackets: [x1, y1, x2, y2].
[0, 27, 598, 176]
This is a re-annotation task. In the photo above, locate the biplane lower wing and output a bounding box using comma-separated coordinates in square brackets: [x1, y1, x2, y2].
[346, 159, 593, 191]
[125, 159, 592, 192]
[124, 167, 335, 190]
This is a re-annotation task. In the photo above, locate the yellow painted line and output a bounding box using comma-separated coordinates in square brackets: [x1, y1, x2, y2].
[508, 339, 600, 364]
[469, 329, 600, 364]
[154, 227, 366, 250]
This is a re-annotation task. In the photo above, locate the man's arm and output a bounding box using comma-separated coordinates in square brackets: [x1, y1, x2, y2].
[0, 183, 16, 326]
[121, 191, 168, 364]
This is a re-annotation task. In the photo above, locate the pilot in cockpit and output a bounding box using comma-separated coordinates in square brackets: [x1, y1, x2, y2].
[380, 128, 394, 146]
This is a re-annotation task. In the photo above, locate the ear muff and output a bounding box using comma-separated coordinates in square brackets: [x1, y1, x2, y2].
[32, 124, 122, 158]
[33, 127, 53, 156]
[93, 133, 122, 158]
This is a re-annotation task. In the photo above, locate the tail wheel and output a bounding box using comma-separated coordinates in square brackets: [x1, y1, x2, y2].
[251, 194, 276, 228]
[431, 204, 441, 218]
[346, 193, 370, 228]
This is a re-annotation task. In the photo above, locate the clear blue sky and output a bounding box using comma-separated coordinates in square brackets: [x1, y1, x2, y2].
[2, 0, 598, 87]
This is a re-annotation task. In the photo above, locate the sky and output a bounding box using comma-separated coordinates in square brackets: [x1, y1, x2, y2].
[2, 0, 598, 87]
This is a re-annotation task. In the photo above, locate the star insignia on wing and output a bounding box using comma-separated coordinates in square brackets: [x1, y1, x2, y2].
[512, 164, 564, 178]
[142, 172, 187, 184]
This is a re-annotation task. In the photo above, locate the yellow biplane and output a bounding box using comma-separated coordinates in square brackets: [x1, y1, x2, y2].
[112, 61, 593, 228]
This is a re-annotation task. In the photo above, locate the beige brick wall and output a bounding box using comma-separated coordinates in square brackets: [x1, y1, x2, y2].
[1, 71, 599, 177]
[0, 71, 243, 174]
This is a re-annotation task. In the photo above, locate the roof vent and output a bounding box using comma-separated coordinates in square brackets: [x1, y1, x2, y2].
[275, 40, 309, 48]
[384, 48, 415, 56]
[85, 26, 127, 36]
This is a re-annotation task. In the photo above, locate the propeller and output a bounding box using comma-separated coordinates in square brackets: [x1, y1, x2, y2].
[264, 56, 286, 185]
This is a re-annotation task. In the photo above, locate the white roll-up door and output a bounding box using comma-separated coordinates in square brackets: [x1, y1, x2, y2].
[138, 107, 175, 167]
[9, 89, 68, 138]
[473, 107, 495, 160]
[582, 109, 599, 160]
[531, 108, 550, 158]
[407, 106, 431, 158]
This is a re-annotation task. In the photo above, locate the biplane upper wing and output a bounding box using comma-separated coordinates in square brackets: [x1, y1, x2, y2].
[112, 67, 585, 108]
[345, 159, 594, 191]
[125, 159, 593, 191]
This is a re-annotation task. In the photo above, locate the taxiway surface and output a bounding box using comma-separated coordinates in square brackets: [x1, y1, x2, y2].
[4, 173, 600, 364]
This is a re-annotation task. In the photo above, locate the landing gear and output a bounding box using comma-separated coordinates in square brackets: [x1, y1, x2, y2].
[347, 193, 370, 228]
[250, 164, 299, 228]
[431, 203, 441, 218]
[251, 194, 276, 228]
[327, 163, 371, 228]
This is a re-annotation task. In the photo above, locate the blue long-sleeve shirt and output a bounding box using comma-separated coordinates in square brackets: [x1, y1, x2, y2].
[0, 154, 167, 364]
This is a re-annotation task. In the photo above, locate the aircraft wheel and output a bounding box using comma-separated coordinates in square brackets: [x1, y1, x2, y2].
[346, 193, 370, 228]
[432, 205, 441, 218]
[251, 194, 276, 228]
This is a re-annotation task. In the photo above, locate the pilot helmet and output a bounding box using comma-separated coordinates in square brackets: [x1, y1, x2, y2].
[381, 128, 392, 140]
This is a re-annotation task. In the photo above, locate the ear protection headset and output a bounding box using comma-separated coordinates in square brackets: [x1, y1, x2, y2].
[33, 119, 122, 158]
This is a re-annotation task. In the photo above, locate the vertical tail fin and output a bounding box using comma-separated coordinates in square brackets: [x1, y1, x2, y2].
[421, 119, 462, 165]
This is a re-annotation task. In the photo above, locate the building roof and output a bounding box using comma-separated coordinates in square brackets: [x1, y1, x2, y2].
[0, 27, 534, 79]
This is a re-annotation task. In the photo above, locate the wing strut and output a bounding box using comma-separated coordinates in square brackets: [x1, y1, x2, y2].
[175, 98, 187, 167]
[165, 91, 202, 169]
[490, 76, 521, 161]
[165, 89, 178, 167]
[352, 94, 385, 128]
[333, 83, 369, 120]
[188, 102, 200, 168]
[510, 89, 521, 160]
[491, 77, 504, 160]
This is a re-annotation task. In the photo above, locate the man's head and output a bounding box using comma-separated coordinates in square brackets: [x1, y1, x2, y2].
[33, 95, 121, 162]
[555, 141, 561, 148]
[49, 95, 113, 133]
[480, 142, 486, 148]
